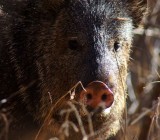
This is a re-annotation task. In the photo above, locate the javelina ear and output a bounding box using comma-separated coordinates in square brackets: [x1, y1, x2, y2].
[127, 0, 147, 27]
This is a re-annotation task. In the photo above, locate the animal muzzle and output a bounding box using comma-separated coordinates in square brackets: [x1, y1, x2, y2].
[80, 81, 114, 109]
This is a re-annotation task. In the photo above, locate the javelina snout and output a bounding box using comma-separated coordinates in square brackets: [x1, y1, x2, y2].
[0, 0, 147, 140]
[80, 81, 114, 109]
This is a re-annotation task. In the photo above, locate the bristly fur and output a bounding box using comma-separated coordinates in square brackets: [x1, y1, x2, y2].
[0, 0, 147, 140]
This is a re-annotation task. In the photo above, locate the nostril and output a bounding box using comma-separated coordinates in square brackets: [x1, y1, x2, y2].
[86, 93, 92, 100]
[101, 93, 107, 101]
[114, 42, 121, 52]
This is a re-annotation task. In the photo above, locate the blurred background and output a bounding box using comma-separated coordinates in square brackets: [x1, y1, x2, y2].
[114, 0, 160, 140]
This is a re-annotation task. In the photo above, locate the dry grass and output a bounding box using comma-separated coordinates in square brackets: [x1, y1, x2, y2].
[113, 0, 160, 139]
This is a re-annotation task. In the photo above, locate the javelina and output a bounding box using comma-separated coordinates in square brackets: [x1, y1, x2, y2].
[0, 0, 147, 140]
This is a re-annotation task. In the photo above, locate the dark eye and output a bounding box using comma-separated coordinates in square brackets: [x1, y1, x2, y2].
[68, 38, 80, 50]
[113, 42, 121, 52]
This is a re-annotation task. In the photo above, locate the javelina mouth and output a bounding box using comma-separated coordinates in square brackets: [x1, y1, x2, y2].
[51, 102, 111, 138]
[52, 101, 111, 123]
[49, 99, 113, 140]
[51, 81, 114, 130]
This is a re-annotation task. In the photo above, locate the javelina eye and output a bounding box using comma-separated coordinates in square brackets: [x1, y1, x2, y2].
[68, 38, 80, 50]
[114, 42, 121, 52]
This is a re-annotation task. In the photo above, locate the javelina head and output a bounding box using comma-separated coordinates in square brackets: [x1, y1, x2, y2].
[27, 0, 147, 139]
[1, 0, 146, 139]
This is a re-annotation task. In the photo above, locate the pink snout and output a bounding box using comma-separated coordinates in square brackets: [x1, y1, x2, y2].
[80, 81, 114, 109]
